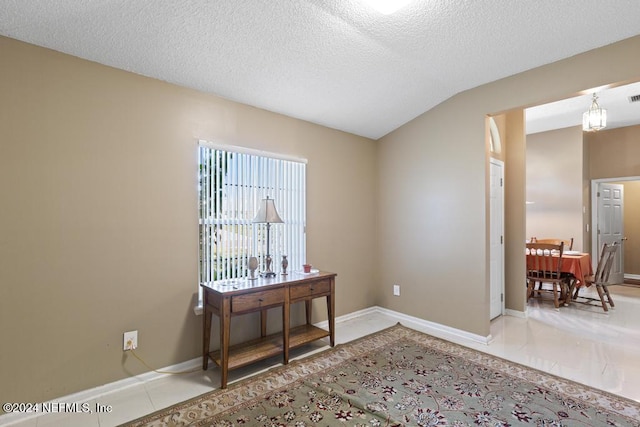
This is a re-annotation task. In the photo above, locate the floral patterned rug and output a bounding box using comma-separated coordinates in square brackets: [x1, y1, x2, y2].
[122, 323, 640, 426]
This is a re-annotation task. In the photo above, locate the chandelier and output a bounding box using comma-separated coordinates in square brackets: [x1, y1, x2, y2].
[582, 93, 607, 132]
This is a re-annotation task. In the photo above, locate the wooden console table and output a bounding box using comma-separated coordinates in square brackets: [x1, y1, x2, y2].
[201, 271, 336, 388]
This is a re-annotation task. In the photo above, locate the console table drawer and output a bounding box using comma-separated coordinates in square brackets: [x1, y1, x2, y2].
[289, 279, 331, 300]
[231, 288, 285, 313]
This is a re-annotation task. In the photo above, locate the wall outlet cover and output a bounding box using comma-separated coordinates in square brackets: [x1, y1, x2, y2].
[123, 330, 138, 350]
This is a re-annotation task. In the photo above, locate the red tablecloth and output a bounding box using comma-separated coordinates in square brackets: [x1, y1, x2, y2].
[561, 253, 593, 288]
[526, 253, 593, 287]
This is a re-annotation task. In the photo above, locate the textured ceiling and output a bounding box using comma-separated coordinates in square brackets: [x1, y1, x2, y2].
[2, 0, 640, 139]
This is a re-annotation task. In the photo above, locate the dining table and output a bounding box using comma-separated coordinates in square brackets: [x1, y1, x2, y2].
[526, 251, 593, 305]
[561, 252, 593, 288]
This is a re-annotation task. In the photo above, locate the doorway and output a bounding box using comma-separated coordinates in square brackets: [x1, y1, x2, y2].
[591, 177, 640, 283]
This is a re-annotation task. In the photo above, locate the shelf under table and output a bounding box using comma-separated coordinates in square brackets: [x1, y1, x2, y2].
[208, 324, 330, 370]
[209, 332, 283, 370]
[289, 324, 330, 348]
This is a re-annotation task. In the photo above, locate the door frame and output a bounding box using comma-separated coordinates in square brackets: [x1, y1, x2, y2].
[591, 176, 640, 279]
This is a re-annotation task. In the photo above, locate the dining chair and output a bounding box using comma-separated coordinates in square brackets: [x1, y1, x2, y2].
[526, 242, 569, 309]
[532, 237, 574, 251]
[573, 242, 619, 312]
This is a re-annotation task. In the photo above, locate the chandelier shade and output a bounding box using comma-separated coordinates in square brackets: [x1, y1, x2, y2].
[582, 93, 607, 132]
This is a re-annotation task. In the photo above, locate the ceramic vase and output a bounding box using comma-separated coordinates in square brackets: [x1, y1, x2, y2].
[248, 256, 258, 280]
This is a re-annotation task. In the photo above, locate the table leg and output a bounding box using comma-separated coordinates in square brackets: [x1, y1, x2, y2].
[220, 297, 231, 389]
[260, 309, 267, 337]
[565, 278, 576, 305]
[305, 300, 312, 325]
[328, 280, 335, 347]
[572, 280, 581, 300]
[202, 306, 212, 370]
[283, 303, 290, 364]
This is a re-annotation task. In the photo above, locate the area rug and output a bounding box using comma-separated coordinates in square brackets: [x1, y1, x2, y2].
[122, 323, 640, 426]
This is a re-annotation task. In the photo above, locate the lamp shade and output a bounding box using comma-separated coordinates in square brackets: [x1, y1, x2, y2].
[252, 197, 283, 224]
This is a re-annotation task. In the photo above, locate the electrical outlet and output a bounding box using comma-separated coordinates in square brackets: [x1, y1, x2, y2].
[123, 330, 138, 351]
[393, 284, 400, 296]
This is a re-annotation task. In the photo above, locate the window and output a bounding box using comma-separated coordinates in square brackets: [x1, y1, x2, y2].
[489, 117, 501, 154]
[198, 141, 306, 302]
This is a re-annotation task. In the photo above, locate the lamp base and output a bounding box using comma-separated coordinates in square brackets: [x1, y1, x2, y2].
[260, 254, 276, 278]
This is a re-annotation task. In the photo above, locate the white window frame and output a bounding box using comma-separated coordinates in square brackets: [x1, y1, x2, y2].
[196, 141, 306, 309]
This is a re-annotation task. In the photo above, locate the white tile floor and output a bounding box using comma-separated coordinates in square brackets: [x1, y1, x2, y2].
[4, 284, 640, 426]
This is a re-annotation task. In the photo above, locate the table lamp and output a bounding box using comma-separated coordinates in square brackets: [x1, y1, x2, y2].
[252, 196, 283, 278]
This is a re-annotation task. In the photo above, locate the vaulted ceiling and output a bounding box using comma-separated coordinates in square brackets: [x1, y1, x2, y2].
[2, 0, 640, 139]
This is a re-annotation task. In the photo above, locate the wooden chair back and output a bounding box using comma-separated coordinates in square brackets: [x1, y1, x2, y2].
[592, 242, 619, 285]
[576, 242, 619, 312]
[531, 237, 574, 251]
[526, 242, 567, 308]
[526, 242, 565, 280]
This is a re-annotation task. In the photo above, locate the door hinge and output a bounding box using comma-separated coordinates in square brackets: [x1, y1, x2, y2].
[597, 191, 600, 197]
[500, 235, 503, 244]
[501, 293, 504, 302]
[500, 178, 503, 187]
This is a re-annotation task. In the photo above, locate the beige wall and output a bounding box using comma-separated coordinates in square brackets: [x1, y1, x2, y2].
[587, 125, 640, 179]
[587, 125, 640, 275]
[622, 182, 640, 275]
[0, 36, 377, 404]
[4, 32, 640, 405]
[609, 181, 640, 276]
[503, 111, 527, 313]
[377, 34, 640, 334]
[526, 126, 585, 250]
[524, 124, 640, 259]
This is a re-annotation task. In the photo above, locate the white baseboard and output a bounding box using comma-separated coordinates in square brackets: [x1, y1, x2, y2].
[625, 274, 640, 280]
[317, 305, 492, 345]
[369, 306, 493, 345]
[0, 356, 202, 426]
[315, 305, 380, 329]
[1, 305, 493, 425]
[505, 308, 527, 318]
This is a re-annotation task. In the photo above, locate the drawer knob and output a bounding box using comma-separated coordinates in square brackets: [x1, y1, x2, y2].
[258, 298, 264, 302]
[310, 287, 314, 291]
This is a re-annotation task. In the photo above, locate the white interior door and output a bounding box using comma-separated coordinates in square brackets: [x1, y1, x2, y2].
[490, 159, 504, 319]
[596, 182, 624, 284]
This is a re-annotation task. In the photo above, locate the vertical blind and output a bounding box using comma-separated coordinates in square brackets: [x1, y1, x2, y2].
[198, 142, 306, 297]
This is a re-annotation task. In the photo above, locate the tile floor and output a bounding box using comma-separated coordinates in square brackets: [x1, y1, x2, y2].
[4, 284, 640, 426]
